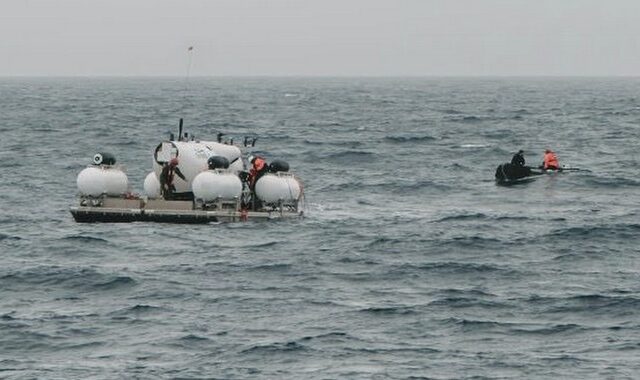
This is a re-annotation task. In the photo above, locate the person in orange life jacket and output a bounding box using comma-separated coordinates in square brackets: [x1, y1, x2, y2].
[160, 158, 186, 199]
[248, 156, 268, 190]
[541, 149, 559, 170]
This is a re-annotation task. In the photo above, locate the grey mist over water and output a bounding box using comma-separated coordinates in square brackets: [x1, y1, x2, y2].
[2, 0, 640, 76]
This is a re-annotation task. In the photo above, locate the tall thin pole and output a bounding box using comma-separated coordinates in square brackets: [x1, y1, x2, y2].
[181, 46, 194, 126]
[186, 45, 194, 81]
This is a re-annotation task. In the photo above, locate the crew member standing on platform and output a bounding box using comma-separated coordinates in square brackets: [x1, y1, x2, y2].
[160, 158, 186, 199]
[248, 156, 268, 190]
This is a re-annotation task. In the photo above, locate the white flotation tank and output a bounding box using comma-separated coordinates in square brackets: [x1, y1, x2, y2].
[192, 170, 243, 201]
[77, 166, 129, 197]
[255, 173, 301, 203]
[153, 141, 243, 193]
[143, 172, 161, 198]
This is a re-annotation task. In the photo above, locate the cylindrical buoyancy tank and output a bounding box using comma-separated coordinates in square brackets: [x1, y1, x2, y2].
[93, 152, 116, 166]
[153, 141, 244, 193]
[143, 172, 161, 198]
[77, 166, 129, 197]
[269, 159, 289, 173]
[255, 173, 301, 203]
[192, 170, 243, 201]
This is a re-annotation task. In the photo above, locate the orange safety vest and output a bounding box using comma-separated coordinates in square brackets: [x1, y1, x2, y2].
[249, 158, 267, 187]
[543, 152, 559, 169]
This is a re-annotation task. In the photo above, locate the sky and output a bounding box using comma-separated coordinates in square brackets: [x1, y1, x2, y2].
[1, 0, 639, 76]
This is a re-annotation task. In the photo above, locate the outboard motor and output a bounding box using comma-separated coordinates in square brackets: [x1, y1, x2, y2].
[208, 156, 230, 170]
[268, 159, 289, 173]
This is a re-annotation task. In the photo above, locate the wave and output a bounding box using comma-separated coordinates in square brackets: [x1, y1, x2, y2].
[510, 323, 587, 335]
[434, 213, 488, 222]
[0, 267, 136, 292]
[365, 236, 403, 247]
[1, 313, 17, 321]
[343, 346, 440, 355]
[384, 135, 436, 144]
[428, 297, 509, 309]
[0, 233, 21, 242]
[303, 139, 364, 147]
[436, 288, 496, 298]
[458, 143, 489, 148]
[299, 332, 349, 342]
[449, 115, 483, 123]
[175, 334, 212, 344]
[57, 341, 106, 350]
[92, 276, 137, 290]
[224, 240, 281, 249]
[307, 121, 342, 127]
[61, 235, 110, 243]
[434, 213, 534, 223]
[0, 330, 58, 351]
[439, 235, 504, 249]
[542, 223, 640, 240]
[240, 341, 309, 355]
[526, 294, 640, 315]
[584, 176, 640, 188]
[493, 215, 533, 221]
[602, 342, 640, 351]
[181, 336, 213, 345]
[394, 179, 454, 192]
[109, 304, 164, 317]
[389, 262, 516, 276]
[359, 305, 419, 315]
[318, 178, 453, 194]
[441, 318, 590, 337]
[441, 317, 505, 331]
[600, 110, 630, 116]
[324, 150, 376, 163]
[337, 256, 380, 265]
[247, 263, 292, 272]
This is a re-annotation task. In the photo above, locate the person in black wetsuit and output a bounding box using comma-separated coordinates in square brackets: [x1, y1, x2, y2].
[495, 149, 531, 182]
[511, 150, 525, 166]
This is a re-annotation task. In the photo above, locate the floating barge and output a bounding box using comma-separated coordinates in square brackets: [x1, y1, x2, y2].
[70, 197, 303, 223]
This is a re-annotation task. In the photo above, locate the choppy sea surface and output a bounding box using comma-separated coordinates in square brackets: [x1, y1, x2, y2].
[1, 77, 639, 379]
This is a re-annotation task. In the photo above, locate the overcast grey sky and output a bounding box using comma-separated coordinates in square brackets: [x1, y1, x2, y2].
[1, 0, 639, 76]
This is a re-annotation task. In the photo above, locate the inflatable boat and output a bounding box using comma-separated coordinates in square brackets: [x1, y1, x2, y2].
[495, 163, 584, 185]
[70, 120, 304, 223]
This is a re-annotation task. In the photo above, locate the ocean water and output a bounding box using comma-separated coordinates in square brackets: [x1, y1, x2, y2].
[1, 77, 639, 379]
